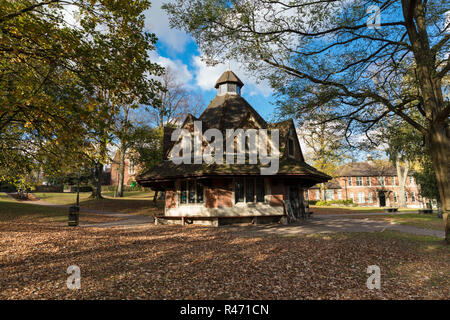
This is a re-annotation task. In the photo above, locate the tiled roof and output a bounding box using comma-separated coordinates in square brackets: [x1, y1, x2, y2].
[337, 161, 413, 177]
[136, 157, 330, 184]
[198, 93, 266, 131]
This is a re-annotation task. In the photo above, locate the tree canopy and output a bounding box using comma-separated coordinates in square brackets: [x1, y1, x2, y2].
[0, 0, 163, 184]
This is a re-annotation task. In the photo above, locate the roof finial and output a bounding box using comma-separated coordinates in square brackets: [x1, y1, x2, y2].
[227, 61, 231, 71]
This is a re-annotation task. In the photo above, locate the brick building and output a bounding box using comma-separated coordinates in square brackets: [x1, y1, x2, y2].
[137, 70, 330, 225]
[306, 161, 424, 208]
[109, 151, 139, 187]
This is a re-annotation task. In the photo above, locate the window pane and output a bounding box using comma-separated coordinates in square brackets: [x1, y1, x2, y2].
[227, 83, 236, 92]
[235, 179, 244, 203]
[288, 139, 294, 156]
[246, 178, 255, 202]
[196, 182, 204, 203]
[180, 181, 187, 204]
[326, 189, 334, 200]
[256, 178, 265, 202]
[188, 181, 196, 203]
[356, 177, 362, 186]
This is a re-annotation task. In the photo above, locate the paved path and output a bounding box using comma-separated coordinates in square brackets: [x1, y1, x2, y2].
[233, 216, 445, 238]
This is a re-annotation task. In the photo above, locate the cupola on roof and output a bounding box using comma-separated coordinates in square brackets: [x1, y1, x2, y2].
[214, 70, 244, 88]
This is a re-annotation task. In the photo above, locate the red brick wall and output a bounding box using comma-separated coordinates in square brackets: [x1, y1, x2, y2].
[110, 158, 140, 186]
[206, 179, 233, 208]
[165, 190, 177, 209]
[269, 179, 286, 206]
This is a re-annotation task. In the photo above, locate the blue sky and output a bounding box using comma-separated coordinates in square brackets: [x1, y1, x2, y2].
[144, 0, 278, 121]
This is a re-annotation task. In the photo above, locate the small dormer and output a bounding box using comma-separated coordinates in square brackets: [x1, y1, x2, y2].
[215, 70, 244, 95]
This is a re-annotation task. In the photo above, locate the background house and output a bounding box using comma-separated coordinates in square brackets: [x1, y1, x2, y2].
[306, 160, 424, 208]
[109, 152, 139, 187]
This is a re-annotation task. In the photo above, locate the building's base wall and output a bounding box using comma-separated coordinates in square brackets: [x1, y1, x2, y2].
[165, 204, 284, 217]
[155, 215, 284, 227]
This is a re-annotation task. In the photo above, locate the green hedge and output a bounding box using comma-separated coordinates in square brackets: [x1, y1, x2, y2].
[101, 185, 150, 192]
[312, 199, 354, 206]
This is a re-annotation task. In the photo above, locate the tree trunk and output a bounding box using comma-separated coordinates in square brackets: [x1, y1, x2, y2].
[396, 159, 409, 208]
[90, 162, 104, 200]
[428, 124, 450, 244]
[153, 190, 158, 203]
[117, 147, 126, 197]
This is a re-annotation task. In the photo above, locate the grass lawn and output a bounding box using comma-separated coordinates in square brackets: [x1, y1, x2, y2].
[0, 196, 121, 224]
[32, 192, 163, 216]
[34, 192, 91, 205]
[0, 221, 448, 300]
[311, 205, 418, 215]
[349, 213, 444, 231]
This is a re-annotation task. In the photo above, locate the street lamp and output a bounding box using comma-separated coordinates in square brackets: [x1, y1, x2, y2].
[68, 171, 80, 227]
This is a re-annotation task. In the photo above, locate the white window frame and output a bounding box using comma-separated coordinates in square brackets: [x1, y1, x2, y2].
[366, 177, 371, 186]
[288, 137, 295, 158]
[233, 177, 265, 205]
[326, 189, 334, 201]
[178, 180, 205, 206]
[337, 190, 342, 200]
[368, 192, 373, 203]
[128, 160, 135, 175]
[357, 192, 365, 203]
[356, 177, 363, 186]
[348, 177, 353, 186]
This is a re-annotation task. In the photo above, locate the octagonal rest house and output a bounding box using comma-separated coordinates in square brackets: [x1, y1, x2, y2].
[136, 70, 331, 226]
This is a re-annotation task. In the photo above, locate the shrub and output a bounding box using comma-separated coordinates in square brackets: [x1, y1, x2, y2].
[311, 199, 354, 206]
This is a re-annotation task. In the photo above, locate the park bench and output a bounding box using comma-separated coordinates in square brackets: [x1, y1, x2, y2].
[385, 208, 398, 213]
[419, 209, 433, 214]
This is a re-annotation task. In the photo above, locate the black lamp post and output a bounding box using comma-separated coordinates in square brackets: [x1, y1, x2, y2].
[68, 171, 80, 227]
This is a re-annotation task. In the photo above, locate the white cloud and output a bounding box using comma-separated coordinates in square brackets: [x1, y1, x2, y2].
[191, 56, 273, 97]
[144, 0, 190, 53]
[149, 52, 192, 85]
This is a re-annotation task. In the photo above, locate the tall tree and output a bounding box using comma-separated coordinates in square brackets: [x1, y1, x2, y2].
[165, 0, 450, 242]
[0, 0, 163, 196]
[146, 67, 203, 128]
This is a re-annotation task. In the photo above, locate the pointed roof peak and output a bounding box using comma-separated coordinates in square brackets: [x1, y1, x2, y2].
[215, 70, 244, 89]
